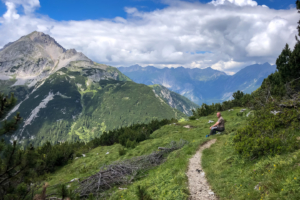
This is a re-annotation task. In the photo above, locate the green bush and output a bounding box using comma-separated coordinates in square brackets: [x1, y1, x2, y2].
[189, 116, 196, 120]
[233, 104, 300, 159]
[118, 147, 126, 156]
[135, 185, 152, 200]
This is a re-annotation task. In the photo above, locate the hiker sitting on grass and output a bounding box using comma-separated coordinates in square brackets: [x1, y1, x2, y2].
[206, 112, 225, 137]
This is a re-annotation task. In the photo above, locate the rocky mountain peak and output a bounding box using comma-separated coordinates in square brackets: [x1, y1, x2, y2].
[0, 31, 91, 86]
[26, 31, 66, 51]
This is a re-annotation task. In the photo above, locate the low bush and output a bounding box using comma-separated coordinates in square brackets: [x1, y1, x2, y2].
[233, 103, 300, 159]
[135, 185, 153, 200]
[118, 147, 126, 156]
[189, 116, 196, 120]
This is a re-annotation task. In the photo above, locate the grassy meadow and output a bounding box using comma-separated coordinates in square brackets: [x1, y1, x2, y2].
[43, 107, 300, 199]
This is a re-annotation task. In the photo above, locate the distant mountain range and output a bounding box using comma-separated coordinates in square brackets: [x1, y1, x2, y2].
[0, 32, 197, 146]
[118, 63, 277, 105]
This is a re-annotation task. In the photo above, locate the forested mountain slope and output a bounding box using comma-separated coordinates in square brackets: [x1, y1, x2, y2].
[0, 32, 186, 146]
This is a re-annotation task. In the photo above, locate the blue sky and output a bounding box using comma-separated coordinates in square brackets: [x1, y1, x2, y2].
[0, 0, 298, 74]
[0, 0, 297, 21]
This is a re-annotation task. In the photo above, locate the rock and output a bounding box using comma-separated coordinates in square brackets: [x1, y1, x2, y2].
[118, 187, 127, 190]
[270, 110, 281, 115]
[75, 157, 79, 160]
[200, 172, 205, 177]
[246, 111, 252, 117]
[70, 178, 78, 182]
[208, 120, 214, 123]
[82, 154, 86, 157]
[183, 125, 191, 128]
[216, 132, 221, 135]
[106, 152, 109, 155]
[254, 183, 260, 190]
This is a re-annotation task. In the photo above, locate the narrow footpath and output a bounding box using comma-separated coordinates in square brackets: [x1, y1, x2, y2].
[187, 139, 217, 200]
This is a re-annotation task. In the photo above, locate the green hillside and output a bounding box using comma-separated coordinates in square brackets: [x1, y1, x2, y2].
[34, 107, 299, 200]
[5, 65, 185, 146]
[150, 84, 199, 116]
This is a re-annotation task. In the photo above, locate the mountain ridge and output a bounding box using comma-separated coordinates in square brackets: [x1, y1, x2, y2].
[118, 63, 276, 104]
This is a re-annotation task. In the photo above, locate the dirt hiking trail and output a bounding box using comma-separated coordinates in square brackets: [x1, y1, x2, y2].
[187, 139, 217, 200]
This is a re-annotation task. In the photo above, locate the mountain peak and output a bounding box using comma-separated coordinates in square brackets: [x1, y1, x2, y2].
[23, 31, 66, 51]
[0, 31, 90, 84]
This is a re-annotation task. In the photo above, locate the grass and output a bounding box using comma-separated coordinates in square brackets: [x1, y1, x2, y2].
[43, 107, 300, 199]
[202, 116, 300, 199]
[44, 107, 251, 199]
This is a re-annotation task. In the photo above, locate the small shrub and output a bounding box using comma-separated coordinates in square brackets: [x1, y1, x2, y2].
[119, 147, 126, 156]
[75, 152, 82, 157]
[136, 185, 152, 200]
[57, 184, 69, 199]
[126, 140, 137, 149]
[189, 116, 196, 120]
[88, 193, 95, 200]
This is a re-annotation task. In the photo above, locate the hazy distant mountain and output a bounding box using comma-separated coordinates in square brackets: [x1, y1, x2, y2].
[118, 63, 277, 105]
[0, 32, 191, 146]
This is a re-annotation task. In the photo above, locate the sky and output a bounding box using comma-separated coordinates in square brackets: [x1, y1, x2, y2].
[0, 0, 298, 74]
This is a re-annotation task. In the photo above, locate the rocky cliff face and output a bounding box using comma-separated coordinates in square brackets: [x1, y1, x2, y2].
[151, 84, 199, 116]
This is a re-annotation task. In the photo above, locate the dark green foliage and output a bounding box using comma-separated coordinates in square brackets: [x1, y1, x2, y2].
[0, 140, 38, 198]
[0, 112, 21, 135]
[136, 185, 153, 200]
[88, 193, 95, 200]
[58, 184, 69, 199]
[93, 118, 177, 147]
[119, 147, 126, 156]
[36, 141, 86, 173]
[188, 116, 196, 120]
[0, 92, 17, 119]
[233, 104, 300, 159]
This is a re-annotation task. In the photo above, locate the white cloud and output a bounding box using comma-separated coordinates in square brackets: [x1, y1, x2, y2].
[0, 0, 298, 74]
[3, 2, 19, 21]
[210, 0, 258, 7]
[5, 0, 40, 14]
